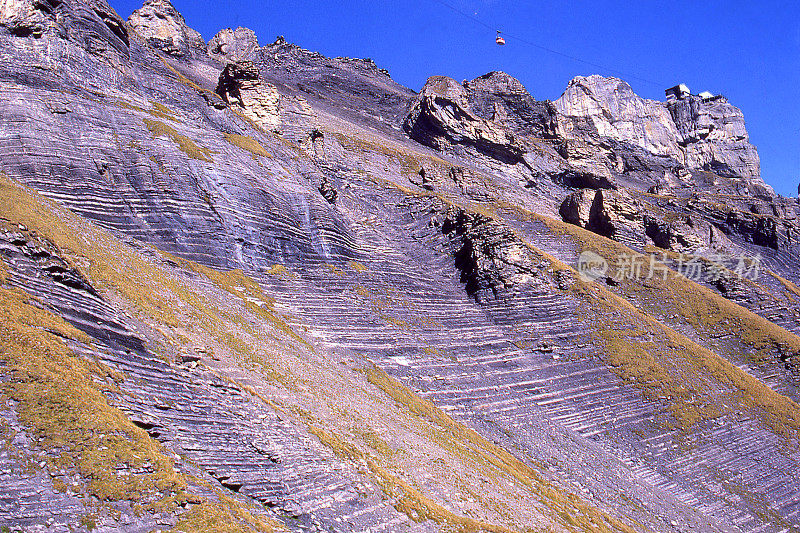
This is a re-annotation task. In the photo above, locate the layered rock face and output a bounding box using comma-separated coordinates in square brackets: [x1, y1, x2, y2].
[0, 0, 128, 57]
[1, 0, 800, 532]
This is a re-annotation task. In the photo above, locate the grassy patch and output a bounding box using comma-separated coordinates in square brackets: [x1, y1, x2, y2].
[265, 264, 294, 280]
[223, 133, 272, 159]
[158, 55, 208, 94]
[304, 422, 512, 533]
[144, 119, 214, 163]
[772, 271, 800, 300]
[529, 213, 800, 436]
[171, 500, 278, 533]
[329, 131, 449, 179]
[0, 175, 294, 529]
[362, 366, 637, 533]
[0, 282, 187, 507]
[151, 101, 178, 120]
[169, 256, 306, 346]
[114, 99, 179, 122]
[324, 263, 345, 277]
[348, 260, 368, 273]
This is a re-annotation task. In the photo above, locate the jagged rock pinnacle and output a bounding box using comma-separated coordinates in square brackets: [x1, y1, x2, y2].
[128, 0, 205, 57]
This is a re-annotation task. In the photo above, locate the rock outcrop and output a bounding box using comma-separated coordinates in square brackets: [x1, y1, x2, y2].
[555, 75, 767, 189]
[586, 188, 642, 239]
[216, 60, 281, 131]
[0, 0, 62, 37]
[463, 71, 558, 139]
[668, 94, 762, 181]
[208, 26, 259, 62]
[0, 0, 129, 57]
[128, 0, 204, 57]
[559, 188, 596, 228]
[555, 75, 682, 158]
[404, 75, 527, 164]
[440, 206, 539, 299]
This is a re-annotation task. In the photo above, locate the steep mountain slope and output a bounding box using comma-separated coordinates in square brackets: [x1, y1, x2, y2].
[1, 1, 799, 532]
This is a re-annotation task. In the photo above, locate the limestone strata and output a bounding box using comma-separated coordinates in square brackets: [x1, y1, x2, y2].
[1, 0, 800, 531]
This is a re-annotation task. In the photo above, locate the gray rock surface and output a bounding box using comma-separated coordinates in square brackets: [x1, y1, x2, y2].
[404, 75, 527, 164]
[555, 74, 767, 188]
[668, 94, 763, 181]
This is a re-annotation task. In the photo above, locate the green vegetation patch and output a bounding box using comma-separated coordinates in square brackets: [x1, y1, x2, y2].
[171, 500, 278, 533]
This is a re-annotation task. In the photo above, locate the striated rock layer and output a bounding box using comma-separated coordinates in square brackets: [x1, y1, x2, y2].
[1, 0, 799, 532]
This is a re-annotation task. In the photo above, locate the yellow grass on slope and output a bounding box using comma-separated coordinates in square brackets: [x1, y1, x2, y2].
[0, 174, 647, 532]
[528, 213, 800, 436]
[0, 175, 282, 531]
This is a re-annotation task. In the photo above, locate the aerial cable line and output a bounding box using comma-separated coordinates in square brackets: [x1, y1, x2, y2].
[430, 0, 667, 89]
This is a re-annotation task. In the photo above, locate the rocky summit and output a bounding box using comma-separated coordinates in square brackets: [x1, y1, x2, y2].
[0, 1, 799, 532]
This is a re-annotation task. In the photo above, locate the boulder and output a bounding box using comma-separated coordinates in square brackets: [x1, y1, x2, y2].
[208, 26, 259, 63]
[560, 189, 595, 227]
[441, 207, 538, 300]
[587, 189, 642, 238]
[128, 0, 205, 58]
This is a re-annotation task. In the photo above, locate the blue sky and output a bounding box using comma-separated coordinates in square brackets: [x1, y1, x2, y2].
[115, 0, 800, 197]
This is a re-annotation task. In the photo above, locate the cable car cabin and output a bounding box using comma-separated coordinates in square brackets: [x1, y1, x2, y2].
[496, 32, 505, 45]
